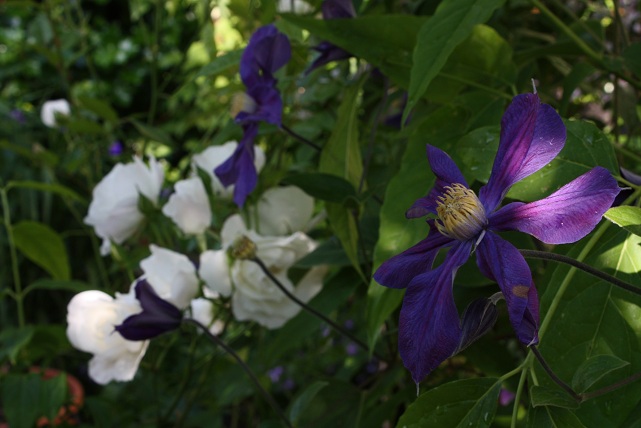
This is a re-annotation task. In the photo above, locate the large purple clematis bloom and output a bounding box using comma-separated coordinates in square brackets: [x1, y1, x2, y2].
[306, 0, 355, 74]
[373, 93, 621, 384]
[115, 279, 182, 341]
[215, 24, 291, 207]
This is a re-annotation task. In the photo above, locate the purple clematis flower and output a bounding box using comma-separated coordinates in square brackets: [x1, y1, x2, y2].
[374, 93, 621, 384]
[215, 24, 291, 208]
[115, 279, 182, 341]
[306, 0, 355, 74]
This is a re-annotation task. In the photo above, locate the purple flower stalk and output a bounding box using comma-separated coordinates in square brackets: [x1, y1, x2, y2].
[306, 0, 355, 74]
[215, 24, 291, 207]
[373, 93, 620, 384]
[115, 279, 182, 341]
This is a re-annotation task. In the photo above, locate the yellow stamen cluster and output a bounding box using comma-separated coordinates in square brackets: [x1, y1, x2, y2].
[230, 235, 257, 260]
[436, 183, 487, 241]
[230, 92, 257, 118]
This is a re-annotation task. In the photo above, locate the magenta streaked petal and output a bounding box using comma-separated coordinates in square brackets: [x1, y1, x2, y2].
[374, 221, 454, 289]
[476, 233, 539, 346]
[406, 145, 468, 218]
[479, 94, 566, 212]
[398, 241, 471, 383]
[489, 167, 620, 244]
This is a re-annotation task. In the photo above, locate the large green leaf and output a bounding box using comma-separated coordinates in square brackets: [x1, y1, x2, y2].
[527, 406, 586, 428]
[8, 180, 84, 203]
[283, 14, 426, 87]
[604, 206, 641, 238]
[288, 381, 329, 425]
[571, 354, 629, 393]
[397, 377, 501, 427]
[536, 229, 641, 426]
[0, 327, 34, 364]
[403, 0, 505, 121]
[2, 372, 67, 428]
[12, 220, 70, 280]
[319, 79, 365, 278]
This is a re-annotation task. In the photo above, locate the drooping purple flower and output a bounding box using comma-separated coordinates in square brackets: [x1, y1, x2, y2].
[306, 0, 355, 74]
[373, 93, 621, 384]
[215, 24, 291, 207]
[115, 279, 182, 341]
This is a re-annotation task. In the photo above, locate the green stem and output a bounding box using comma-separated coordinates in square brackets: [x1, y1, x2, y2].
[1, 188, 25, 327]
[438, 73, 513, 100]
[147, 0, 163, 126]
[511, 367, 529, 428]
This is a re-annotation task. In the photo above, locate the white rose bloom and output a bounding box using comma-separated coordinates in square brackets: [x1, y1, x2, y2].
[140, 245, 199, 309]
[199, 249, 232, 297]
[252, 186, 315, 236]
[189, 298, 224, 335]
[66, 290, 148, 385]
[84, 156, 164, 255]
[222, 212, 326, 329]
[41, 99, 71, 127]
[277, 0, 312, 13]
[192, 141, 265, 199]
[162, 177, 212, 235]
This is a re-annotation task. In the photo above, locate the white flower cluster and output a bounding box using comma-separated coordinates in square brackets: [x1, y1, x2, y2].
[71, 148, 326, 384]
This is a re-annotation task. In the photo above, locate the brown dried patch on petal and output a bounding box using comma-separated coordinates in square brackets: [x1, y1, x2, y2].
[512, 285, 529, 299]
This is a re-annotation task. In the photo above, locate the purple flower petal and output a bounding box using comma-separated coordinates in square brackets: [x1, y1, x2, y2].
[305, 42, 352, 74]
[236, 84, 283, 126]
[479, 94, 566, 212]
[406, 145, 469, 218]
[373, 220, 454, 289]
[489, 167, 620, 244]
[115, 279, 182, 341]
[214, 124, 259, 207]
[398, 241, 471, 383]
[240, 25, 291, 88]
[476, 233, 539, 346]
[322, 0, 356, 19]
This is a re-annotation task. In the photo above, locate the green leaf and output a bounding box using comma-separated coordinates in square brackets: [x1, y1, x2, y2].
[319, 78, 365, 278]
[24, 279, 92, 296]
[288, 381, 329, 425]
[527, 406, 586, 428]
[8, 180, 84, 203]
[295, 237, 351, 268]
[40, 372, 67, 422]
[196, 49, 242, 77]
[604, 206, 641, 238]
[397, 378, 501, 427]
[404, 0, 505, 121]
[537, 229, 641, 425]
[12, 221, 70, 280]
[622, 43, 641, 77]
[131, 119, 174, 146]
[66, 117, 104, 134]
[530, 386, 579, 409]
[571, 355, 629, 393]
[282, 172, 356, 203]
[0, 327, 34, 364]
[77, 95, 118, 123]
[2, 373, 42, 428]
[283, 14, 426, 87]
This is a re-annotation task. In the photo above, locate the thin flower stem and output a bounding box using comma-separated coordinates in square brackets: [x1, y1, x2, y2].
[519, 249, 641, 296]
[581, 370, 641, 400]
[250, 256, 387, 362]
[1, 187, 25, 327]
[183, 318, 293, 428]
[511, 367, 529, 428]
[281, 124, 322, 151]
[530, 346, 581, 402]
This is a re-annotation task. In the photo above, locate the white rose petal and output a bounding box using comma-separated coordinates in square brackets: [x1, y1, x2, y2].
[199, 250, 232, 297]
[253, 186, 314, 236]
[41, 99, 71, 127]
[140, 245, 199, 309]
[277, 0, 312, 13]
[162, 177, 212, 235]
[84, 157, 164, 253]
[66, 290, 148, 385]
[192, 141, 265, 199]
[189, 298, 224, 335]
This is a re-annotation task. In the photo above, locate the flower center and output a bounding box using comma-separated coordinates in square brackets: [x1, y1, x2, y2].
[436, 183, 487, 241]
[231, 92, 257, 118]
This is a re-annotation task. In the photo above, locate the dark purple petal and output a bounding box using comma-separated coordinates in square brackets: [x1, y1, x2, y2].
[322, 0, 356, 18]
[305, 42, 352, 74]
[115, 279, 182, 341]
[214, 124, 259, 208]
[108, 141, 124, 156]
[476, 233, 539, 346]
[373, 220, 454, 289]
[240, 25, 291, 88]
[398, 241, 471, 383]
[456, 297, 499, 353]
[479, 94, 566, 213]
[489, 167, 620, 244]
[406, 145, 468, 218]
[236, 84, 283, 126]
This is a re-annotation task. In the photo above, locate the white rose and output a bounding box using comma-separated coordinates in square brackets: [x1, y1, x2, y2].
[66, 290, 148, 385]
[199, 249, 232, 297]
[192, 141, 265, 199]
[140, 245, 199, 309]
[162, 177, 212, 235]
[41, 99, 71, 127]
[84, 156, 164, 255]
[189, 298, 224, 335]
[251, 186, 315, 236]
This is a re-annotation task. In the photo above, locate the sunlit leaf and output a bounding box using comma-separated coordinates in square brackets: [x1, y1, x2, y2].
[605, 206, 641, 238]
[12, 221, 70, 280]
